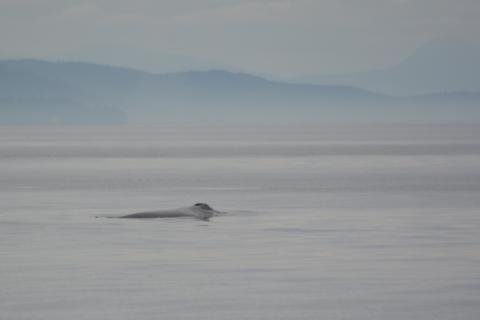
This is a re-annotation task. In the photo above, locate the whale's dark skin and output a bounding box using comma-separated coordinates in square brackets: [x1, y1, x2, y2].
[118, 203, 222, 220]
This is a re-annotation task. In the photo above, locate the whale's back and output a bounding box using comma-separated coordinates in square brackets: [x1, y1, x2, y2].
[120, 209, 191, 219]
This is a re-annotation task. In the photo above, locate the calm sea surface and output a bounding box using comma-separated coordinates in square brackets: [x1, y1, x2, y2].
[1, 125, 480, 320]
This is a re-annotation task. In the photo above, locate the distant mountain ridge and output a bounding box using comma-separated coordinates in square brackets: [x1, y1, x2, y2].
[300, 38, 480, 96]
[1, 58, 479, 125]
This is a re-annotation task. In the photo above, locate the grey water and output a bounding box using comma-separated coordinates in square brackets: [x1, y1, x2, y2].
[1, 125, 480, 320]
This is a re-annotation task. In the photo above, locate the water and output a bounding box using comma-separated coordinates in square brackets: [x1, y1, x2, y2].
[1, 125, 479, 320]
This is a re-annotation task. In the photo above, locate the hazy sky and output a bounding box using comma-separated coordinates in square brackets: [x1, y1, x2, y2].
[1, 0, 479, 76]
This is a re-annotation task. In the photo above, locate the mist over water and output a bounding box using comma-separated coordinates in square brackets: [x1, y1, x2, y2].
[1, 125, 480, 320]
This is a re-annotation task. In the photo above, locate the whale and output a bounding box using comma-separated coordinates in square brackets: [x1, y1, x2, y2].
[117, 203, 222, 220]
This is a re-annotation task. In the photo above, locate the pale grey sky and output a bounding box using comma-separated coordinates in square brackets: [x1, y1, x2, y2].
[1, 0, 479, 76]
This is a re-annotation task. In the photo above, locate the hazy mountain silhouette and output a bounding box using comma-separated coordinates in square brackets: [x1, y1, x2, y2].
[1, 58, 479, 125]
[301, 38, 480, 96]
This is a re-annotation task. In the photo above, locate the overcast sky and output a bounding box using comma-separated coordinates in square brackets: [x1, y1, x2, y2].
[1, 0, 479, 77]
